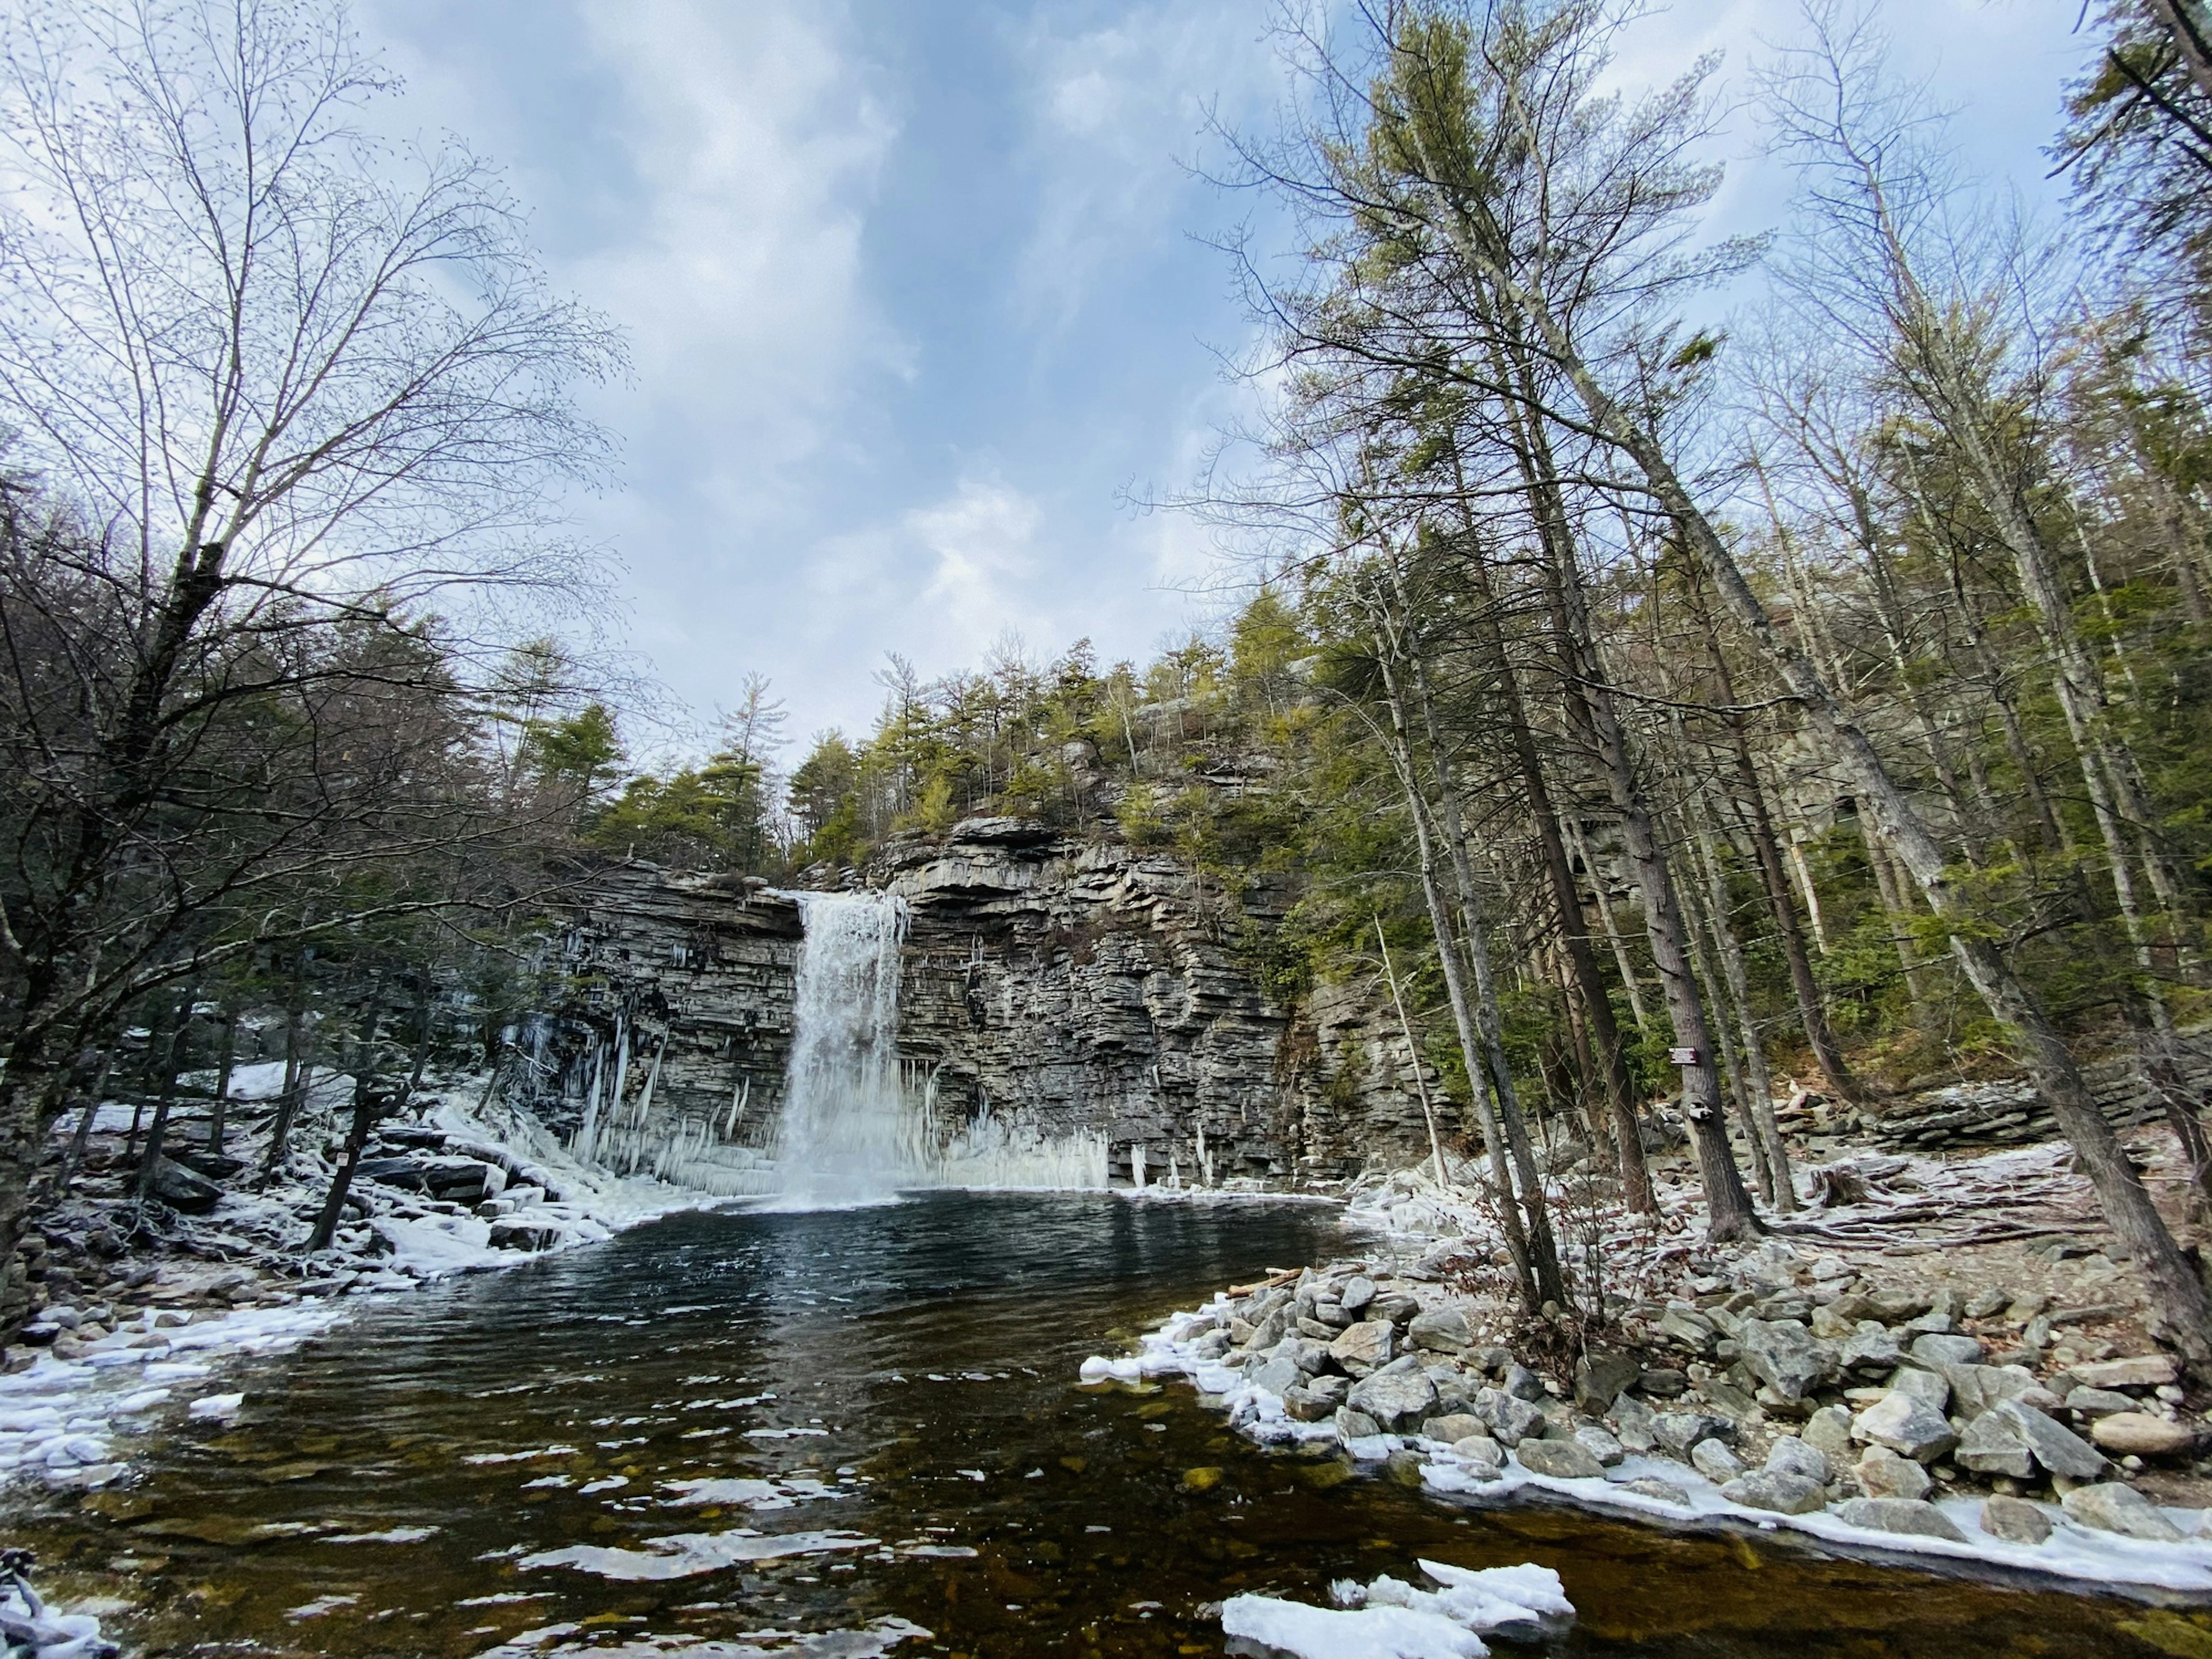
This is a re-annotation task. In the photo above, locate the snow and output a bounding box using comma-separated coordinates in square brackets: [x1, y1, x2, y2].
[1221, 1562, 1571, 1659]
[518, 1529, 882, 1581]
[475, 1616, 934, 1657]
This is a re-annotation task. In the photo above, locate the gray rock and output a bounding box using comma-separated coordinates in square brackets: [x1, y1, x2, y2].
[1609, 1391, 1659, 1455]
[1334, 1407, 1381, 1441]
[1500, 1363, 1546, 1402]
[1719, 1470, 1827, 1514]
[1802, 1405, 1856, 1460]
[148, 1157, 223, 1214]
[1475, 1387, 1546, 1447]
[1840, 1324, 1905, 1372]
[1515, 1438, 1605, 1480]
[1621, 1476, 1692, 1506]
[1963, 1287, 2012, 1320]
[1765, 1435, 1830, 1485]
[1885, 1365, 1951, 1412]
[1408, 1309, 1472, 1353]
[1908, 1332, 1984, 1368]
[1834, 1496, 1968, 1542]
[2065, 1385, 2139, 1419]
[1451, 1434, 1505, 1469]
[1471, 1344, 1514, 1376]
[1980, 1494, 2054, 1545]
[2090, 1411, 2198, 1460]
[1421, 1412, 1485, 1444]
[2070, 1355, 2178, 1391]
[1944, 1362, 2040, 1419]
[1246, 1355, 1304, 1397]
[1999, 1400, 2108, 1482]
[1736, 1318, 1836, 1403]
[1272, 1335, 1331, 1374]
[1655, 1411, 1733, 1458]
[1574, 1350, 1642, 1413]
[1956, 1408, 2036, 1479]
[1328, 1320, 1394, 1376]
[1573, 1425, 1626, 1467]
[1245, 1309, 1289, 1351]
[2061, 1482, 2184, 1541]
[1851, 1393, 1958, 1463]
[1347, 1359, 1439, 1431]
[1658, 1305, 1718, 1352]
[1855, 1445, 1932, 1501]
[1639, 1367, 1690, 1399]
[1282, 1385, 1337, 1422]
[1691, 1438, 1745, 1481]
[1303, 1373, 1350, 1406]
[1339, 1275, 1377, 1313]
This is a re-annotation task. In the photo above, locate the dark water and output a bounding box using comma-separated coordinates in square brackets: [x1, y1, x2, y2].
[4, 1194, 2202, 1657]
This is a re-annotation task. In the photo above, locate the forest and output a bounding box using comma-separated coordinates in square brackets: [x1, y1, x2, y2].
[2, 0, 2212, 1358]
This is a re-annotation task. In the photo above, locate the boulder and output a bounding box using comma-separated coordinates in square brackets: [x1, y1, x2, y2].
[355, 1156, 427, 1191]
[1802, 1405, 1856, 1460]
[1736, 1318, 1836, 1403]
[1328, 1321, 1394, 1376]
[1764, 1435, 1830, 1486]
[1573, 1425, 1626, 1467]
[1515, 1439, 1605, 1481]
[1639, 1368, 1689, 1399]
[1574, 1350, 1642, 1412]
[2061, 1482, 2185, 1542]
[1691, 1438, 1744, 1482]
[2090, 1412, 2198, 1460]
[1655, 1411, 1733, 1458]
[1865, 1290, 1932, 1323]
[1334, 1407, 1381, 1441]
[1346, 1360, 1438, 1431]
[147, 1157, 223, 1215]
[1980, 1495, 2054, 1545]
[1475, 1387, 1546, 1447]
[488, 1219, 563, 1252]
[1282, 1387, 1336, 1422]
[2064, 1386, 2139, 1419]
[1999, 1400, 2108, 1482]
[1421, 1413, 1486, 1444]
[1245, 1308, 1289, 1351]
[1622, 1476, 1692, 1506]
[1955, 1409, 2035, 1480]
[1908, 1332, 1984, 1368]
[1339, 1275, 1377, 1313]
[1658, 1305, 1718, 1353]
[1247, 1355, 1304, 1397]
[1499, 1363, 1546, 1402]
[1373, 1293, 1422, 1327]
[1943, 1363, 2039, 1419]
[1851, 1393, 1958, 1463]
[1609, 1391, 1659, 1455]
[1885, 1366, 1950, 1412]
[1408, 1309, 1472, 1353]
[1856, 1445, 1932, 1501]
[1451, 1434, 1505, 1469]
[1840, 1324, 1905, 1373]
[2070, 1355, 2178, 1392]
[1833, 1496, 1968, 1542]
[1718, 1470, 1827, 1514]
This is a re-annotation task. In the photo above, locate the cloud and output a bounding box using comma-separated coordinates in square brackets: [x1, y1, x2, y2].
[908, 476, 1049, 661]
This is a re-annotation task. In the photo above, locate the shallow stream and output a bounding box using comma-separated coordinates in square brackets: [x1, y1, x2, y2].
[4, 1195, 2199, 1657]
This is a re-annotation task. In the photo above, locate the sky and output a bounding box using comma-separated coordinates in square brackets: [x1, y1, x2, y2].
[358, 0, 2103, 763]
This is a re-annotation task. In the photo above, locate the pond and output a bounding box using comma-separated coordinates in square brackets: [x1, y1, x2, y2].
[2, 1194, 2191, 1657]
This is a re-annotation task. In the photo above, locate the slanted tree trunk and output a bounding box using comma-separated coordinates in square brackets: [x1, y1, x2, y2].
[134, 987, 194, 1205]
[308, 1066, 383, 1254]
[207, 1012, 237, 1154]
[258, 956, 311, 1188]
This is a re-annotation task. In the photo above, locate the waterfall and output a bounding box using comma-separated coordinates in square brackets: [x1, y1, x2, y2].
[772, 891, 914, 1207]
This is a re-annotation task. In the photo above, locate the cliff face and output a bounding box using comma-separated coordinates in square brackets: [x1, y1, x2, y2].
[518, 821, 1445, 1192]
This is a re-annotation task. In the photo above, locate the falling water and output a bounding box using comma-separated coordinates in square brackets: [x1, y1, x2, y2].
[772, 891, 914, 1206]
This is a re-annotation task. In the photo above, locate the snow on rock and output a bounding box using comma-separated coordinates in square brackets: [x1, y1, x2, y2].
[1221, 1561, 1572, 1659]
[518, 1529, 882, 1581]
[1, 1568, 118, 1657]
[474, 1616, 935, 1658]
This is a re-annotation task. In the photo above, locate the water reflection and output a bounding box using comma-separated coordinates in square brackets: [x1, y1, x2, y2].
[3, 1194, 2192, 1658]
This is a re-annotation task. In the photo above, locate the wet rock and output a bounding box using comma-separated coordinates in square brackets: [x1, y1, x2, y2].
[1908, 1332, 1984, 1368]
[488, 1219, 564, 1252]
[1451, 1434, 1504, 1470]
[1574, 1350, 1641, 1413]
[1622, 1476, 1692, 1506]
[1328, 1320, 1394, 1376]
[1334, 1407, 1381, 1440]
[2064, 1385, 2139, 1419]
[1474, 1387, 1545, 1448]
[1851, 1393, 1958, 1463]
[2061, 1482, 2184, 1541]
[1834, 1496, 1967, 1542]
[1421, 1412, 1485, 1444]
[1691, 1438, 1744, 1482]
[1856, 1445, 1932, 1501]
[1802, 1405, 1856, 1460]
[1609, 1391, 1659, 1455]
[1764, 1436, 1830, 1486]
[2090, 1412, 2198, 1460]
[1654, 1412, 1733, 1458]
[1346, 1359, 1438, 1431]
[2070, 1355, 2178, 1392]
[1840, 1324, 1904, 1373]
[1515, 1438, 1604, 1480]
[1736, 1319, 1836, 1403]
[1384, 1450, 1426, 1488]
[1408, 1309, 1472, 1353]
[1719, 1470, 1827, 1514]
[1573, 1425, 1625, 1467]
[1980, 1495, 2054, 1544]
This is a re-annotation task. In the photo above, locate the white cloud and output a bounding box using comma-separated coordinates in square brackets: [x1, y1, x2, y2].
[908, 476, 1050, 661]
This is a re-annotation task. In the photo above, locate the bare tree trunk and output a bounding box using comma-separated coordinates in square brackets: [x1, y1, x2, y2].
[258, 956, 311, 1188]
[308, 1066, 380, 1254]
[1376, 918, 1449, 1191]
[207, 1011, 237, 1154]
[134, 988, 194, 1205]
[1688, 801, 1796, 1209]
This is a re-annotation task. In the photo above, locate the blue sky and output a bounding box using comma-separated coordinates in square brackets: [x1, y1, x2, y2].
[360, 1, 2100, 762]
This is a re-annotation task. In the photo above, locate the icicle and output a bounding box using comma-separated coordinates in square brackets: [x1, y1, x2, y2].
[576, 1040, 605, 1164]
[1168, 1146, 1180, 1188]
[1131, 1142, 1146, 1189]
[633, 1035, 665, 1128]
[724, 1073, 748, 1137]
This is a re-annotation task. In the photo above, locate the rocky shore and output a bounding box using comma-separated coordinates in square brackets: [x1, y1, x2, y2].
[1085, 1152, 2212, 1597]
